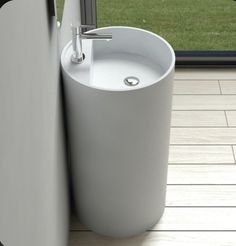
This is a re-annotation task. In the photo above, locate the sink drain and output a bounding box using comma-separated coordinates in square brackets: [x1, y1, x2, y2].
[124, 76, 140, 86]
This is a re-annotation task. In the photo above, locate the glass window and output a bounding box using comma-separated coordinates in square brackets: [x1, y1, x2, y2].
[57, 0, 65, 22]
[96, 0, 236, 51]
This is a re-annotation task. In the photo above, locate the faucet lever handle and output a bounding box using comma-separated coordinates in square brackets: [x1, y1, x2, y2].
[71, 24, 96, 35]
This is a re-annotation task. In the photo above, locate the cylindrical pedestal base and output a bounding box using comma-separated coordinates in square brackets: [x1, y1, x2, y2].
[63, 69, 174, 237]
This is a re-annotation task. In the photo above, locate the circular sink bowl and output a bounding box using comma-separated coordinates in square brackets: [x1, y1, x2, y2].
[61, 26, 175, 91]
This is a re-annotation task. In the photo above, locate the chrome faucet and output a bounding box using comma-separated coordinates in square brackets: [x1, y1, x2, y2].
[71, 24, 112, 64]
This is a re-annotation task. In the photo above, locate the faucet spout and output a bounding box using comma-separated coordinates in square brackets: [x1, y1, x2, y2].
[81, 33, 113, 40]
[71, 24, 112, 64]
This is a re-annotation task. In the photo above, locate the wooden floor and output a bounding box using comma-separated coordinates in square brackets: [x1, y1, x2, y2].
[69, 69, 236, 246]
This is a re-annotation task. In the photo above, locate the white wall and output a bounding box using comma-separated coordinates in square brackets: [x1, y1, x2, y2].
[0, 1, 68, 246]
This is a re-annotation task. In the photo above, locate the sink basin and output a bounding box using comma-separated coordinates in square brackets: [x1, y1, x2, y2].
[62, 26, 174, 91]
[61, 26, 175, 238]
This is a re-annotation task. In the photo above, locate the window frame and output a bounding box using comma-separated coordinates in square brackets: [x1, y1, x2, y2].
[80, 0, 97, 27]
[80, 0, 236, 67]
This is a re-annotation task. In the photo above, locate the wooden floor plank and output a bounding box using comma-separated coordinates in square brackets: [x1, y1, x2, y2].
[71, 216, 88, 231]
[170, 128, 236, 145]
[71, 208, 236, 231]
[168, 165, 236, 184]
[174, 80, 220, 95]
[173, 95, 236, 110]
[166, 185, 236, 206]
[219, 81, 236, 94]
[226, 111, 236, 126]
[69, 231, 236, 246]
[171, 111, 227, 127]
[155, 207, 236, 231]
[169, 146, 235, 164]
[175, 69, 236, 80]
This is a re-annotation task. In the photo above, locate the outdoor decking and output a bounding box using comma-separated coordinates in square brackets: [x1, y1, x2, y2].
[69, 69, 236, 246]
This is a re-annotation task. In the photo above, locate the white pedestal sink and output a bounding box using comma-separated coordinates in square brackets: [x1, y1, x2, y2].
[61, 26, 175, 238]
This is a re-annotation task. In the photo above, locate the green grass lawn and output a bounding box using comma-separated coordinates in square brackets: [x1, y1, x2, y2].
[57, 0, 236, 50]
[56, 0, 64, 22]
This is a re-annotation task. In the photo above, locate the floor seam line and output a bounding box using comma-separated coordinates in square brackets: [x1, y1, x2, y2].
[218, 80, 223, 94]
[231, 145, 236, 164]
[168, 163, 236, 165]
[224, 110, 229, 127]
[172, 110, 236, 112]
[171, 126, 233, 128]
[170, 144, 236, 146]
